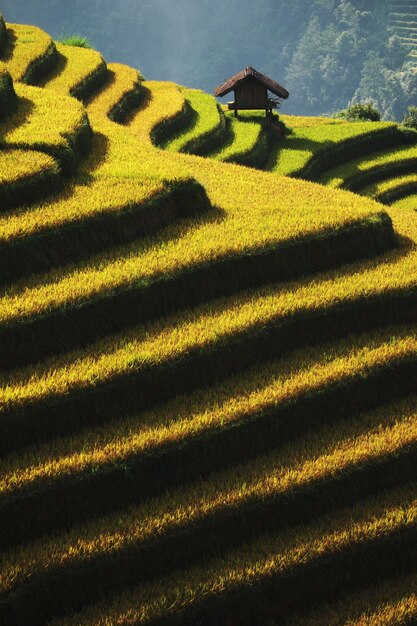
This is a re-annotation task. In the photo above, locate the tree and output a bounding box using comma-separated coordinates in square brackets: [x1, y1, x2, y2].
[403, 105, 417, 130]
[336, 101, 381, 121]
[285, 16, 339, 114]
[352, 52, 403, 120]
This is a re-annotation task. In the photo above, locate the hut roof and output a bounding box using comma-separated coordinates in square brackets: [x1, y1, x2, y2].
[214, 67, 289, 100]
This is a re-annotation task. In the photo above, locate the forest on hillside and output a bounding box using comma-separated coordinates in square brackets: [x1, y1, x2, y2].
[1, 0, 417, 119]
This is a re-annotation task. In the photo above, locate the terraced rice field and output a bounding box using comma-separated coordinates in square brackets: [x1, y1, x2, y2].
[1, 13, 417, 626]
[389, 0, 417, 65]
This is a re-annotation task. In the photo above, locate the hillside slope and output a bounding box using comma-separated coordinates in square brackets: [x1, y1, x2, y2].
[1, 16, 417, 626]
[389, 0, 417, 64]
[2, 0, 409, 119]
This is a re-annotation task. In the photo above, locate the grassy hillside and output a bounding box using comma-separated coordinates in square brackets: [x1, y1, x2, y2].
[1, 14, 417, 626]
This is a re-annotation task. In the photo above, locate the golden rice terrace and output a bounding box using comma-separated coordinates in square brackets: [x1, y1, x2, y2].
[1, 13, 417, 626]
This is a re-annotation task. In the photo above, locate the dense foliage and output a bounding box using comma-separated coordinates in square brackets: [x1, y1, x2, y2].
[403, 105, 417, 130]
[284, 1, 417, 118]
[2, 0, 416, 119]
[336, 102, 382, 122]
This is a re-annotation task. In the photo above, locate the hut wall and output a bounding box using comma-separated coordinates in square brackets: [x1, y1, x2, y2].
[235, 80, 268, 109]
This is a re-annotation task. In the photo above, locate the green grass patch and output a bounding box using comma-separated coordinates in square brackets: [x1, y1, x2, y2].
[267, 119, 400, 180]
[319, 139, 417, 191]
[57, 34, 92, 49]
[209, 111, 271, 169]
[163, 88, 227, 155]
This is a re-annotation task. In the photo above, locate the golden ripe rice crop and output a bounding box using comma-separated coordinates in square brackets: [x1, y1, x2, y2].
[49, 483, 417, 625]
[0, 325, 415, 496]
[0, 80, 387, 324]
[392, 192, 417, 209]
[129, 80, 186, 144]
[0, 175, 383, 322]
[0, 23, 54, 82]
[88, 62, 142, 116]
[1, 395, 416, 598]
[42, 42, 105, 96]
[1, 335, 415, 497]
[0, 66, 170, 242]
[0, 82, 87, 153]
[288, 571, 417, 626]
[2, 14, 417, 626]
[0, 297, 414, 412]
[0, 148, 58, 184]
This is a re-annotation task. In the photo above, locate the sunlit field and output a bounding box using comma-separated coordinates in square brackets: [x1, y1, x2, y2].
[1, 11, 417, 626]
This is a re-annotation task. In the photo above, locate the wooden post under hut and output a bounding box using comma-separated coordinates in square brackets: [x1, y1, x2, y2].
[213, 66, 289, 126]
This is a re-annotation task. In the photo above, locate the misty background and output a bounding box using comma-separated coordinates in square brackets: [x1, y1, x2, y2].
[1, 0, 417, 119]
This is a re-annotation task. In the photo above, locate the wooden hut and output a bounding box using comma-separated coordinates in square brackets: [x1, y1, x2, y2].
[214, 67, 289, 122]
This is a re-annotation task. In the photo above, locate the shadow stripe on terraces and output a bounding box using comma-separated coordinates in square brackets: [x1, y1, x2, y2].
[0, 212, 396, 372]
[1, 422, 416, 624]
